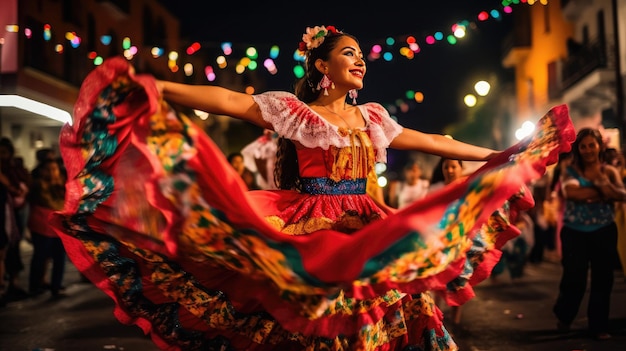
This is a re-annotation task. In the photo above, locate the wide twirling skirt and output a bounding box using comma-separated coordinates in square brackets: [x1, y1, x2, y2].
[51, 57, 575, 350]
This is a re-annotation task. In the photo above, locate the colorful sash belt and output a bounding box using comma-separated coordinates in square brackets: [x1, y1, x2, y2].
[300, 177, 367, 195]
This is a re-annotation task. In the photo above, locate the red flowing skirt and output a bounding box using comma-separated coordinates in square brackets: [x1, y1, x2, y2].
[51, 57, 575, 350]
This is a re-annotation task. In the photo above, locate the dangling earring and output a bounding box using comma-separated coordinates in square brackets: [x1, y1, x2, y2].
[348, 89, 358, 105]
[317, 74, 335, 96]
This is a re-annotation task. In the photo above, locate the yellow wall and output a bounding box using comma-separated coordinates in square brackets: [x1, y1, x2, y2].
[515, 1, 573, 122]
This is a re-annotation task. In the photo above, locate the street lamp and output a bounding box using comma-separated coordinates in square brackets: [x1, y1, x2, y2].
[463, 94, 477, 107]
[515, 121, 536, 141]
[474, 80, 491, 96]
[464, 80, 490, 107]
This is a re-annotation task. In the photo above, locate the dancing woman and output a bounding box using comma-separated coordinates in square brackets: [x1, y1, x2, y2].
[52, 25, 574, 350]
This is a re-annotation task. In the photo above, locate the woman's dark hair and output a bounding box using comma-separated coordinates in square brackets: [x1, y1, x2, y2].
[429, 157, 463, 184]
[572, 128, 605, 172]
[274, 30, 356, 190]
[226, 152, 243, 164]
[0, 137, 15, 157]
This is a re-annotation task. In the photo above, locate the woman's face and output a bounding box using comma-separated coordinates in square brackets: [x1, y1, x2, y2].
[323, 36, 365, 91]
[229, 155, 245, 174]
[43, 161, 61, 180]
[577, 135, 601, 164]
[442, 160, 463, 184]
[404, 164, 422, 184]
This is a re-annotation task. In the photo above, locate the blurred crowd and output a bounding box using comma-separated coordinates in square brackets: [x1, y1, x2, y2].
[1, 137, 68, 306]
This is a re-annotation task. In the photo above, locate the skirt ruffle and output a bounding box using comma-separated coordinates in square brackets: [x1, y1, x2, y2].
[51, 57, 575, 350]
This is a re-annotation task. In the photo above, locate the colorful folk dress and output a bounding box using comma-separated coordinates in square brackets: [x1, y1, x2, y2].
[51, 57, 575, 351]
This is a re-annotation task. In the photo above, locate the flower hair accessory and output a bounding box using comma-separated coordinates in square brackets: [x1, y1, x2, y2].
[298, 25, 341, 55]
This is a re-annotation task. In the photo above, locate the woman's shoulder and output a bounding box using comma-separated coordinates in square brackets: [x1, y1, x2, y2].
[359, 102, 396, 125]
[254, 91, 298, 101]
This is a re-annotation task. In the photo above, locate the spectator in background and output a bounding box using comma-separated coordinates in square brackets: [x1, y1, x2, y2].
[241, 129, 279, 190]
[527, 174, 557, 264]
[605, 147, 626, 275]
[0, 137, 30, 301]
[27, 159, 67, 298]
[553, 128, 626, 340]
[428, 158, 464, 194]
[388, 161, 429, 209]
[30, 148, 56, 181]
[227, 152, 259, 190]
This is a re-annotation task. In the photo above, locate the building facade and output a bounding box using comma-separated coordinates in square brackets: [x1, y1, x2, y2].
[503, 0, 625, 147]
[0, 0, 180, 168]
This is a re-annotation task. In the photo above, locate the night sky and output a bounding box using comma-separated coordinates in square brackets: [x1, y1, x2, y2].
[157, 0, 515, 134]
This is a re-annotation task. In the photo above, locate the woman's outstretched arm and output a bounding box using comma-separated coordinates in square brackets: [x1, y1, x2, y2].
[390, 128, 499, 161]
[157, 80, 272, 129]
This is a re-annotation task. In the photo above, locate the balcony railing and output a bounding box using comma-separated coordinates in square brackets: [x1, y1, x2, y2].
[561, 37, 614, 90]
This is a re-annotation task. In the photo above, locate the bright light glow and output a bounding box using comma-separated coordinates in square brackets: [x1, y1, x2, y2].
[216, 56, 227, 69]
[100, 35, 112, 45]
[414, 91, 424, 103]
[204, 66, 216, 81]
[122, 37, 131, 50]
[377, 176, 388, 188]
[453, 27, 466, 38]
[474, 81, 490, 96]
[245, 47, 258, 59]
[264, 58, 277, 75]
[0, 95, 72, 125]
[183, 63, 193, 76]
[464, 94, 477, 107]
[194, 109, 209, 120]
[515, 121, 536, 140]
[186, 42, 201, 55]
[269, 45, 280, 59]
[221, 42, 232, 55]
[151, 47, 164, 58]
[374, 162, 387, 174]
[293, 65, 305, 78]
[292, 49, 305, 62]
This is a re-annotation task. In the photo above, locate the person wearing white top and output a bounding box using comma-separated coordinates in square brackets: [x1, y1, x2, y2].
[389, 162, 430, 209]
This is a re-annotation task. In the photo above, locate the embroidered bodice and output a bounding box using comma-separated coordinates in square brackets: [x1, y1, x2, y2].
[251, 92, 403, 185]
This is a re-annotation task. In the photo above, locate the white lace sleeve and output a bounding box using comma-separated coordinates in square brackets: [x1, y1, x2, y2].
[252, 93, 403, 162]
[252, 91, 352, 150]
[361, 103, 403, 162]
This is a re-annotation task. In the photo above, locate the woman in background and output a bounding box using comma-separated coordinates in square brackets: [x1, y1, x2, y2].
[553, 128, 626, 340]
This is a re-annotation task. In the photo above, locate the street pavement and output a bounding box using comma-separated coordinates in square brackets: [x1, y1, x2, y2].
[1, 240, 625, 351]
